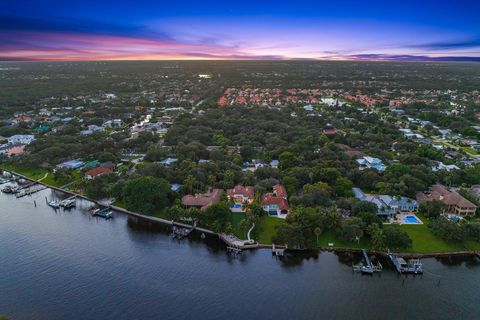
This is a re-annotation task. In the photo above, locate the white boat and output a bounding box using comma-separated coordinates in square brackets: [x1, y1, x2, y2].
[47, 200, 61, 209]
[60, 198, 76, 208]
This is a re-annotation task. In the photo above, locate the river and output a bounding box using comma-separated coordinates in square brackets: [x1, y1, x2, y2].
[0, 185, 479, 319]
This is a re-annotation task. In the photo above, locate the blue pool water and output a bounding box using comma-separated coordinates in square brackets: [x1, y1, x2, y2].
[232, 204, 242, 208]
[403, 215, 420, 224]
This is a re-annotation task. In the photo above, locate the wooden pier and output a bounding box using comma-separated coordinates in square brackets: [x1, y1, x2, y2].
[272, 244, 285, 257]
[219, 233, 258, 256]
[353, 249, 382, 274]
[15, 185, 47, 198]
[172, 222, 196, 240]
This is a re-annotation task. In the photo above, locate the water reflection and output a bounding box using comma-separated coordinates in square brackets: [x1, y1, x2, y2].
[435, 255, 480, 267]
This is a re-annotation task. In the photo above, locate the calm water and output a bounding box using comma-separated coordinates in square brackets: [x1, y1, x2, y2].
[0, 185, 479, 320]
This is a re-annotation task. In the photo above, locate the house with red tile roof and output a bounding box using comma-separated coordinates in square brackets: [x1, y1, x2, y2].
[261, 184, 289, 218]
[416, 184, 477, 216]
[182, 189, 223, 211]
[227, 184, 254, 212]
[5, 145, 25, 156]
[84, 163, 115, 180]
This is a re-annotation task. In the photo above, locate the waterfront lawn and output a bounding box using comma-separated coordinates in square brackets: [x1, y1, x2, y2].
[229, 213, 285, 244]
[230, 212, 246, 239]
[151, 208, 171, 220]
[465, 240, 480, 251]
[255, 216, 285, 244]
[1, 165, 73, 188]
[112, 199, 126, 208]
[1, 165, 47, 180]
[399, 223, 465, 253]
[317, 230, 370, 249]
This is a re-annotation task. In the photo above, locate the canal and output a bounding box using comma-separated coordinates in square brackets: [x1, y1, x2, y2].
[0, 186, 479, 319]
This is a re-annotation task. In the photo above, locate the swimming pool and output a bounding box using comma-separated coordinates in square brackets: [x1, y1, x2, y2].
[403, 215, 421, 224]
[232, 204, 242, 209]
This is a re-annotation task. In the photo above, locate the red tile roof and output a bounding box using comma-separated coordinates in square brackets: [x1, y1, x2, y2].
[182, 189, 223, 210]
[227, 184, 254, 199]
[416, 184, 476, 209]
[273, 184, 287, 198]
[85, 167, 112, 177]
[261, 194, 289, 211]
[6, 145, 25, 155]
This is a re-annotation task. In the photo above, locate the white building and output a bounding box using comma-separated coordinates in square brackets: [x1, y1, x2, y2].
[7, 135, 35, 145]
[431, 161, 460, 172]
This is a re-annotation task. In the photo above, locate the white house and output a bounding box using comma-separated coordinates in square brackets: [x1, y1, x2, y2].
[431, 161, 460, 172]
[356, 156, 386, 172]
[7, 135, 35, 145]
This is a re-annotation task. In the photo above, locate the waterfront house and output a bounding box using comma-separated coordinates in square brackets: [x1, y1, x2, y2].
[227, 184, 254, 212]
[353, 188, 417, 218]
[356, 156, 386, 172]
[84, 163, 115, 180]
[182, 189, 223, 211]
[261, 184, 289, 218]
[56, 159, 85, 170]
[416, 184, 477, 217]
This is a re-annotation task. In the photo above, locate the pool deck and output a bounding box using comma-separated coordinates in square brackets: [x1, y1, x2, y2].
[384, 213, 424, 225]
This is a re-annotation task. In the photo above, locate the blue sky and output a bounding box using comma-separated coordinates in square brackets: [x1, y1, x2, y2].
[1, 0, 479, 61]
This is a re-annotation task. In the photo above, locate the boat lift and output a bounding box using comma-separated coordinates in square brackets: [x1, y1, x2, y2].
[353, 249, 383, 274]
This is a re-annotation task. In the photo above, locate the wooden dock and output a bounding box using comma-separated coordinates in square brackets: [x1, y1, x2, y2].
[272, 244, 285, 257]
[219, 233, 259, 254]
[353, 249, 382, 274]
[172, 222, 196, 240]
[15, 185, 47, 198]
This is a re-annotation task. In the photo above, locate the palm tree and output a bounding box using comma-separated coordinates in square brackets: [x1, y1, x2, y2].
[314, 227, 322, 245]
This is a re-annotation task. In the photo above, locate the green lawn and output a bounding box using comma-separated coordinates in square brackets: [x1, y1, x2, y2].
[317, 230, 370, 249]
[397, 213, 480, 253]
[79, 195, 480, 253]
[255, 216, 285, 244]
[230, 212, 246, 239]
[1, 165, 48, 180]
[112, 199, 126, 208]
[229, 212, 285, 244]
[1, 165, 76, 188]
[399, 223, 466, 253]
[461, 146, 478, 155]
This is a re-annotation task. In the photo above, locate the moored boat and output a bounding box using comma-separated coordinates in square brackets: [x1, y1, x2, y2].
[2, 185, 19, 194]
[60, 198, 76, 208]
[389, 254, 423, 274]
[92, 208, 113, 219]
[47, 200, 61, 209]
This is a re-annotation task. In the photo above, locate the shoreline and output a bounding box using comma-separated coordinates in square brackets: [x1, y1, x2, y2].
[1, 167, 479, 259]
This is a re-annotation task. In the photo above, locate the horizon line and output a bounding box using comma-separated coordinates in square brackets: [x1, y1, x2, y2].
[1, 58, 480, 63]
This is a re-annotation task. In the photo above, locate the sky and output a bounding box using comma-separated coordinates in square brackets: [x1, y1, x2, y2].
[1, 0, 480, 61]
